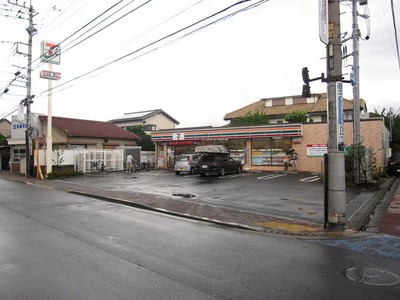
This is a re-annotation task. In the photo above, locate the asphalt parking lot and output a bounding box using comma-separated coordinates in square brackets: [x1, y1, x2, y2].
[64, 170, 362, 224]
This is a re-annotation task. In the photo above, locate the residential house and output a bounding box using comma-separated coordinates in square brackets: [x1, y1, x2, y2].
[224, 93, 368, 124]
[8, 114, 141, 173]
[39, 115, 141, 150]
[0, 119, 11, 136]
[109, 109, 179, 133]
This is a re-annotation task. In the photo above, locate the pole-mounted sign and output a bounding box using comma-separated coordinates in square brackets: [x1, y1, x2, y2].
[336, 82, 344, 151]
[40, 41, 61, 65]
[40, 40, 61, 177]
[319, 0, 329, 44]
[40, 70, 61, 80]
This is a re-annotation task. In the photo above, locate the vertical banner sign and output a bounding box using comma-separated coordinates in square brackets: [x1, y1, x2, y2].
[319, 0, 329, 44]
[336, 82, 344, 151]
[40, 41, 61, 65]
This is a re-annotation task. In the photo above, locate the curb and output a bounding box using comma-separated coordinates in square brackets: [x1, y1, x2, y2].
[346, 177, 397, 230]
[0, 171, 393, 239]
[68, 190, 264, 232]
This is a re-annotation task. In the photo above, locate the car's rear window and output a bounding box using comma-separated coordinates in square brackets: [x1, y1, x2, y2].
[177, 155, 190, 162]
[390, 154, 400, 161]
[199, 155, 217, 163]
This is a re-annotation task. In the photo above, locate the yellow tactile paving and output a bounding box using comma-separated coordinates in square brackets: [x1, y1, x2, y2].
[252, 221, 319, 233]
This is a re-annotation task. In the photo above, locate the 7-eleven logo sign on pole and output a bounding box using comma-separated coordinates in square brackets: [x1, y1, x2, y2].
[41, 41, 61, 65]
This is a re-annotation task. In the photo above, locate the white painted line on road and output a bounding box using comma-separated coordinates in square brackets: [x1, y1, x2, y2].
[218, 173, 250, 179]
[257, 174, 288, 180]
[300, 176, 320, 182]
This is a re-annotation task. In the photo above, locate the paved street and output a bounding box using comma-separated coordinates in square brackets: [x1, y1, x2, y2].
[63, 170, 361, 224]
[1, 178, 399, 299]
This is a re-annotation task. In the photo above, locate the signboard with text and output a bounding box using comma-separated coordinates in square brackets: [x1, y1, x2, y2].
[319, 0, 328, 44]
[336, 82, 344, 151]
[307, 144, 328, 157]
[40, 70, 61, 80]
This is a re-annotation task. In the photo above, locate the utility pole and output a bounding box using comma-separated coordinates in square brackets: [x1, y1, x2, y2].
[326, 0, 346, 230]
[352, 0, 361, 184]
[8, 0, 37, 177]
[25, 2, 36, 177]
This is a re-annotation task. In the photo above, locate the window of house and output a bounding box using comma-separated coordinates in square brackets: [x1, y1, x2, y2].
[251, 138, 292, 166]
[12, 147, 26, 162]
[68, 145, 86, 150]
[143, 124, 156, 131]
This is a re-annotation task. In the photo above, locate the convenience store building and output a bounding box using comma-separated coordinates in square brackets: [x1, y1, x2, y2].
[151, 118, 390, 174]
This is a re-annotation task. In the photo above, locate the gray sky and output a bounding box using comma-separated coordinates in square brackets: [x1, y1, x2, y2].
[1, 0, 399, 127]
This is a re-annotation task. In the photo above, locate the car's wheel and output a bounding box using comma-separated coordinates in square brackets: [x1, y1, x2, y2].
[219, 168, 226, 176]
[189, 168, 195, 175]
[175, 171, 180, 175]
[236, 166, 242, 174]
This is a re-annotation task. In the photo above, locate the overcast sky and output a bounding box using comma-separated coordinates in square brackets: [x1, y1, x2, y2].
[1, 0, 399, 128]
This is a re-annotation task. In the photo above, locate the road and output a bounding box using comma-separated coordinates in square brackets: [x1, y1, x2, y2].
[1, 178, 399, 299]
[64, 170, 361, 223]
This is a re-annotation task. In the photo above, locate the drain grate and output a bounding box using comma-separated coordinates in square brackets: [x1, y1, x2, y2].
[172, 193, 196, 198]
[344, 267, 400, 286]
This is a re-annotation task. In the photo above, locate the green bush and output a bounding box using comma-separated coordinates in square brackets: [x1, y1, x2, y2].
[47, 170, 84, 180]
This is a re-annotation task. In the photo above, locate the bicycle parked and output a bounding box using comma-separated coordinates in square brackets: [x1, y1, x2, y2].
[91, 160, 109, 175]
[129, 160, 154, 172]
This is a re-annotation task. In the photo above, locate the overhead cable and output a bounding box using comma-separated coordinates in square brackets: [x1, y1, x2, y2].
[40, 0, 269, 97]
[32, 0, 126, 68]
[391, 0, 400, 68]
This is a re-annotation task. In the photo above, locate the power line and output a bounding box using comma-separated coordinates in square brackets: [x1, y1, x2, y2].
[116, 0, 205, 51]
[390, 0, 400, 68]
[62, 0, 151, 55]
[32, 0, 127, 69]
[39, 0, 269, 97]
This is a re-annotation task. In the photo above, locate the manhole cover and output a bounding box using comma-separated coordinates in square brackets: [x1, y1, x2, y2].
[344, 267, 400, 286]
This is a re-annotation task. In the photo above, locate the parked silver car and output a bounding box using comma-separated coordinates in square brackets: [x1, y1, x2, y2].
[174, 154, 201, 175]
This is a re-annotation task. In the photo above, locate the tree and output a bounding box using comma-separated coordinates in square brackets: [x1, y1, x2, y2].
[126, 125, 155, 151]
[284, 110, 308, 123]
[372, 108, 400, 152]
[231, 111, 269, 126]
[0, 133, 8, 146]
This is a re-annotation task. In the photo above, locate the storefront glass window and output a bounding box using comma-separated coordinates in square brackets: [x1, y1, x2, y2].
[251, 138, 292, 166]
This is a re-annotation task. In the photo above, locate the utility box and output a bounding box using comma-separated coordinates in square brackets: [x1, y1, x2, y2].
[117, 146, 142, 164]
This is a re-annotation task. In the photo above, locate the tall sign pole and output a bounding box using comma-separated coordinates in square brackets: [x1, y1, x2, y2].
[40, 41, 61, 176]
[326, 0, 346, 230]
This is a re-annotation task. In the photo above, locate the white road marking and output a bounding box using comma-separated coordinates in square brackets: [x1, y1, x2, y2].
[300, 176, 320, 182]
[257, 174, 288, 180]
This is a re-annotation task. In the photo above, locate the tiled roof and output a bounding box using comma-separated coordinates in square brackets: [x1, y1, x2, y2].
[109, 109, 180, 125]
[39, 116, 141, 140]
[224, 93, 366, 120]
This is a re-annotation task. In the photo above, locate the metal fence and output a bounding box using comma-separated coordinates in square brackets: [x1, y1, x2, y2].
[77, 149, 124, 173]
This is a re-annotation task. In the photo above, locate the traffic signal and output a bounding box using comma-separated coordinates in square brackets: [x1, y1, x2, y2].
[302, 84, 311, 98]
[302, 67, 311, 97]
[302, 67, 310, 84]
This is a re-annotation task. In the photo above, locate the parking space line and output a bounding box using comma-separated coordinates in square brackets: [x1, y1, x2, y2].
[257, 174, 288, 180]
[218, 173, 250, 179]
[300, 176, 320, 182]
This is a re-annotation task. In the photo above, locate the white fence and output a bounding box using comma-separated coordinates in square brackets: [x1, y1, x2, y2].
[77, 149, 124, 173]
[36, 149, 125, 173]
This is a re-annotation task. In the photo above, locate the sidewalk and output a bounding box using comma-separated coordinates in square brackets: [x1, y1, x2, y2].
[0, 171, 398, 238]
